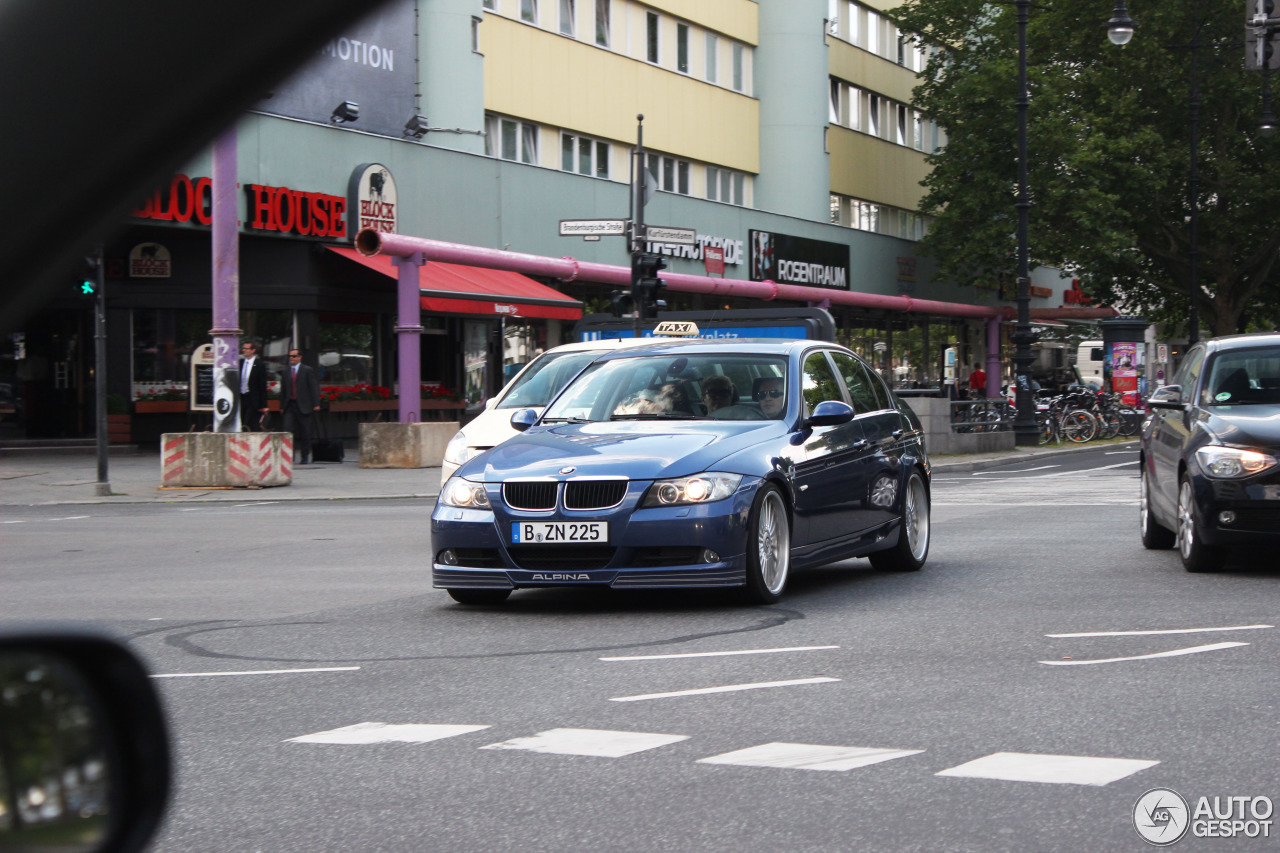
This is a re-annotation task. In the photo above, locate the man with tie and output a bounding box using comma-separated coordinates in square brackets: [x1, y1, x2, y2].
[238, 340, 268, 431]
[281, 347, 320, 464]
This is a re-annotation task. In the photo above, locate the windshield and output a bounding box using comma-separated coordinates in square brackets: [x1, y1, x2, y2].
[497, 349, 605, 409]
[542, 353, 788, 422]
[1202, 346, 1280, 406]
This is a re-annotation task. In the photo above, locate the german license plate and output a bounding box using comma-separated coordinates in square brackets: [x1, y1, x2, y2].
[1263, 485, 1280, 500]
[511, 521, 608, 544]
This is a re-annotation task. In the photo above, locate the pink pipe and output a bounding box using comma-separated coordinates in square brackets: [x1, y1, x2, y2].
[357, 230, 1005, 320]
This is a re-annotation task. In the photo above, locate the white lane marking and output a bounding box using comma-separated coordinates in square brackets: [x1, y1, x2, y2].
[698, 742, 922, 772]
[1039, 642, 1248, 666]
[971, 465, 1059, 475]
[235, 502, 278, 507]
[481, 728, 688, 757]
[937, 752, 1158, 786]
[1045, 461, 1137, 476]
[178, 508, 202, 512]
[1106, 450, 1140, 455]
[2, 520, 25, 524]
[601, 645, 839, 662]
[1048, 624, 1273, 638]
[610, 677, 839, 703]
[51, 516, 89, 521]
[153, 666, 361, 678]
[288, 723, 489, 745]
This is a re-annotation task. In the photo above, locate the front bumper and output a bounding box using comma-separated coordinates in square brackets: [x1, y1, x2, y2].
[1188, 466, 1280, 547]
[430, 479, 758, 590]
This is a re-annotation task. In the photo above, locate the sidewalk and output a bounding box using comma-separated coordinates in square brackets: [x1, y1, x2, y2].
[0, 439, 1139, 507]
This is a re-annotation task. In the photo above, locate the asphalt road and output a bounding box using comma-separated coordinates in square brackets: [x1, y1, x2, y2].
[3, 444, 1277, 852]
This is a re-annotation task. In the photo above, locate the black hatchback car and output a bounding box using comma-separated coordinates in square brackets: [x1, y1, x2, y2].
[1141, 332, 1280, 571]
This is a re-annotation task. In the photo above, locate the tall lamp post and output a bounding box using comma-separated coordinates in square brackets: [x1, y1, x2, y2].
[1011, 0, 1038, 446]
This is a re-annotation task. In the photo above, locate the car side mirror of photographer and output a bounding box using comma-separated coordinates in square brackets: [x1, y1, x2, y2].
[1147, 385, 1184, 410]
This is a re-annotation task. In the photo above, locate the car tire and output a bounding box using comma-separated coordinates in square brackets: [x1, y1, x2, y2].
[446, 588, 512, 605]
[1140, 466, 1175, 550]
[1177, 478, 1221, 573]
[869, 470, 930, 572]
[741, 484, 790, 605]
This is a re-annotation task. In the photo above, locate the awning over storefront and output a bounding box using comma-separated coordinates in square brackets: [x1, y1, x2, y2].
[326, 245, 582, 321]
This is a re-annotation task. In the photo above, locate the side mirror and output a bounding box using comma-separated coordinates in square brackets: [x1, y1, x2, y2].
[509, 408, 539, 432]
[805, 400, 855, 428]
[0, 628, 170, 853]
[1147, 385, 1184, 410]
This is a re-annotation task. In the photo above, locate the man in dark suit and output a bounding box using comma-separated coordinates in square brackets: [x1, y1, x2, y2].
[238, 340, 269, 431]
[281, 347, 321, 464]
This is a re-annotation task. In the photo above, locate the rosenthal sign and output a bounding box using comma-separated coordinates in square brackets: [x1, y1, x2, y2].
[349, 163, 398, 234]
[749, 230, 850, 289]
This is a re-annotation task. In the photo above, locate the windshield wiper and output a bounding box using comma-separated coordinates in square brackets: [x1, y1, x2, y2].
[610, 413, 708, 421]
[543, 416, 592, 423]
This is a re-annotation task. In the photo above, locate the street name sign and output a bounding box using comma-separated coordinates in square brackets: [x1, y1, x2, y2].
[560, 219, 627, 237]
[642, 225, 697, 245]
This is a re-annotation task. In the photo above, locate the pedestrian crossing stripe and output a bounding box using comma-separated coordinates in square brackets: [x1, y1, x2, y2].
[285, 723, 1159, 786]
[698, 743, 923, 772]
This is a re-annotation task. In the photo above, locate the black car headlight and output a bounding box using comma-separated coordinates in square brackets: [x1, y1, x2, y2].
[1194, 446, 1279, 479]
[641, 473, 742, 508]
[440, 477, 491, 509]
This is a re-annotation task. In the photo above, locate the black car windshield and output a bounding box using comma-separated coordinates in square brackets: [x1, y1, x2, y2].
[542, 353, 788, 422]
[1202, 346, 1280, 406]
[497, 349, 605, 409]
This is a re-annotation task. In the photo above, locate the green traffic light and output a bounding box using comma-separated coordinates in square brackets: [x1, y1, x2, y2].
[81, 281, 96, 295]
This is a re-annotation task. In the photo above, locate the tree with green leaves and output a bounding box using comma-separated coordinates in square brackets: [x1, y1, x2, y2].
[890, 0, 1280, 337]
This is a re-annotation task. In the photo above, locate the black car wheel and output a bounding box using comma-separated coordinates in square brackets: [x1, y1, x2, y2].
[869, 470, 930, 572]
[742, 484, 790, 604]
[447, 588, 512, 605]
[1140, 466, 1175, 550]
[1177, 478, 1221, 573]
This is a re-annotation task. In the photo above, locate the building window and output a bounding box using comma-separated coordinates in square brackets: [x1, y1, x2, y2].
[677, 23, 689, 73]
[483, 0, 495, 8]
[913, 111, 924, 150]
[646, 11, 660, 63]
[896, 104, 908, 145]
[561, 132, 609, 178]
[706, 166, 747, 206]
[829, 79, 840, 124]
[732, 43, 744, 91]
[560, 0, 575, 36]
[472, 17, 481, 52]
[521, 0, 537, 24]
[849, 86, 862, 131]
[827, 0, 839, 36]
[706, 33, 718, 83]
[848, 1, 859, 46]
[866, 10, 879, 54]
[486, 114, 538, 164]
[869, 96, 879, 137]
[595, 0, 609, 47]
[646, 153, 690, 196]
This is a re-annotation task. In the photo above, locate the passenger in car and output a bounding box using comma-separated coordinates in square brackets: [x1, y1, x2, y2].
[701, 375, 737, 413]
[753, 377, 786, 418]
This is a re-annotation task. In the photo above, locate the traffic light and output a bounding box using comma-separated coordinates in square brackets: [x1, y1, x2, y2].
[610, 290, 636, 317]
[79, 255, 102, 298]
[630, 252, 667, 321]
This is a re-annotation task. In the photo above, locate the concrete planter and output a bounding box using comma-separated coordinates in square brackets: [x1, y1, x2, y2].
[900, 397, 1015, 456]
[358, 421, 459, 468]
[160, 432, 293, 487]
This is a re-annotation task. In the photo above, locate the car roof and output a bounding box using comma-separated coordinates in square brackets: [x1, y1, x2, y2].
[540, 337, 658, 354]
[1204, 332, 1280, 352]
[590, 338, 830, 361]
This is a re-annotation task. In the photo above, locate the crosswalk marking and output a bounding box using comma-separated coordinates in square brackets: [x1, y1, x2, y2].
[480, 728, 689, 758]
[698, 743, 923, 772]
[935, 752, 1158, 786]
[286, 722, 490, 745]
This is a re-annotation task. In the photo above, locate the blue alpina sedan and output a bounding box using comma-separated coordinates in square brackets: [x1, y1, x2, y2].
[432, 337, 931, 604]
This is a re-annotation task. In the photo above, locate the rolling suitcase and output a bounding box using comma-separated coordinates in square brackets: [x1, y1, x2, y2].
[310, 416, 344, 463]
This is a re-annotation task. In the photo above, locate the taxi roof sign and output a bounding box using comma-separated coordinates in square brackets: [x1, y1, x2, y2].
[652, 321, 699, 338]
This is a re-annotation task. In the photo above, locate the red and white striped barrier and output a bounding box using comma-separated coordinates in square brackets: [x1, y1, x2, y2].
[160, 433, 293, 488]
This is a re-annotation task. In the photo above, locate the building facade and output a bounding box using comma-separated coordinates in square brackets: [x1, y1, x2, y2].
[0, 0, 1070, 443]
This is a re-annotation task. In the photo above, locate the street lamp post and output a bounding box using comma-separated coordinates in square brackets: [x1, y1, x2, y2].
[1012, 0, 1038, 446]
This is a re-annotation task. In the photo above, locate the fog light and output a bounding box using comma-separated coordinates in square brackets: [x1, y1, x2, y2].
[1218, 511, 1236, 526]
[439, 550, 458, 565]
[701, 549, 720, 563]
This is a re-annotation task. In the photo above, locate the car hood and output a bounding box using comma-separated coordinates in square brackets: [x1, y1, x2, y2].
[459, 405, 544, 449]
[1202, 403, 1280, 449]
[463, 420, 786, 481]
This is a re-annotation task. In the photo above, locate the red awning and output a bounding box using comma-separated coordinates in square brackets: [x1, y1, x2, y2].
[326, 245, 582, 321]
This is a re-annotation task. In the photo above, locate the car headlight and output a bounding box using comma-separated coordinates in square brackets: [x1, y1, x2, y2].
[443, 431, 481, 467]
[641, 473, 743, 508]
[439, 477, 491, 509]
[1194, 445, 1279, 479]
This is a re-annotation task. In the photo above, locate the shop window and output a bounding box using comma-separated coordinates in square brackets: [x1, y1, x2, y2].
[464, 321, 490, 408]
[317, 313, 375, 387]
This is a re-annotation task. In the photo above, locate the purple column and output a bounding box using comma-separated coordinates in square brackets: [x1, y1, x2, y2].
[209, 125, 242, 432]
[985, 316, 1002, 398]
[393, 253, 425, 423]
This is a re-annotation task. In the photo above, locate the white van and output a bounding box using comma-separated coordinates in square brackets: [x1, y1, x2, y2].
[440, 337, 654, 484]
[1076, 340, 1105, 389]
